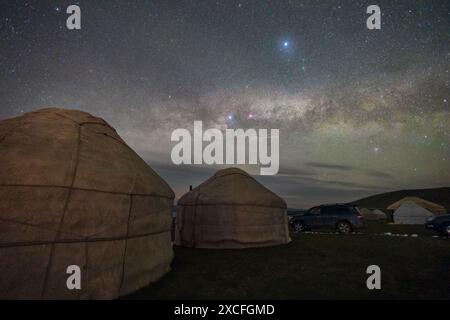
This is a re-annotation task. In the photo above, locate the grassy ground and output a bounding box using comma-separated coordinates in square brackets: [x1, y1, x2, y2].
[125, 222, 449, 300]
[366, 220, 437, 236]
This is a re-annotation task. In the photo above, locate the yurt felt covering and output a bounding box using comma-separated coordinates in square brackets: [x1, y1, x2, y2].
[0, 108, 174, 299]
[175, 168, 291, 249]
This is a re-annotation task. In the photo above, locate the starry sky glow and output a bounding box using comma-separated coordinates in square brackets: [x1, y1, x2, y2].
[1, 0, 449, 208]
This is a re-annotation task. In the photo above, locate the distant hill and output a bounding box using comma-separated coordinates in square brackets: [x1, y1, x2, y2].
[287, 208, 307, 215]
[350, 187, 450, 210]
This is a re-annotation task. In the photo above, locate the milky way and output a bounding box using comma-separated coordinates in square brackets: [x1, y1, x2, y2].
[0, 0, 449, 207]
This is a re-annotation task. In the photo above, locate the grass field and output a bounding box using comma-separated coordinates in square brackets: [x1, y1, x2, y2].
[125, 222, 449, 300]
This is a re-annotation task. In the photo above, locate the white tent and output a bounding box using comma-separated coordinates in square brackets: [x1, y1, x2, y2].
[359, 208, 386, 220]
[393, 201, 434, 225]
[372, 209, 387, 220]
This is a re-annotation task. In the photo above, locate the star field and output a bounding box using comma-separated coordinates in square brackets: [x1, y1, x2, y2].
[0, 0, 449, 208]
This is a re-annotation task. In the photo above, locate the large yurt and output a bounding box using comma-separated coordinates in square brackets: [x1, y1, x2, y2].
[387, 197, 446, 214]
[0, 108, 175, 299]
[175, 168, 291, 249]
[393, 201, 434, 225]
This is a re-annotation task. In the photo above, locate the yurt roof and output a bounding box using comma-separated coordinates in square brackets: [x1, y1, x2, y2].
[387, 197, 445, 213]
[178, 167, 286, 208]
[0, 107, 174, 199]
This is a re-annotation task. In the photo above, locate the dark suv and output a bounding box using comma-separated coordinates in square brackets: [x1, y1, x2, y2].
[289, 204, 366, 234]
[425, 214, 450, 237]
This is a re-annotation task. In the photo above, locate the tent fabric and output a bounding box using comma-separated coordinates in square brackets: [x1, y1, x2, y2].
[387, 197, 446, 214]
[372, 209, 388, 220]
[0, 108, 175, 299]
[175, 168, 291, 249]
[393, 201, 434, 225]
[359, 208, 386, 220]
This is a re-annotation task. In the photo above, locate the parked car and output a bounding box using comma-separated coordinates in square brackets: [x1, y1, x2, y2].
[289, 204, 366, 234]
[425, 214, 450, 237]
[287, 209, 307, 224]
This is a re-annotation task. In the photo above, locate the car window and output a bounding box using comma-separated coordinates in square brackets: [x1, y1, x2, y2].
[322, 207, 335, 215]
[308, 207, 321, 215]
[335, 207, 351, 215]
[322, 207, 351, 215]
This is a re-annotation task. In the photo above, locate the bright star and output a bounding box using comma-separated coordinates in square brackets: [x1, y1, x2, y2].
[279, 39, 294, 55]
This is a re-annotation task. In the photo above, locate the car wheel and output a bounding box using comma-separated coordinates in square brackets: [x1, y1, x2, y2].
[293, 221, 306, 233]
[336, 221, 352, 234]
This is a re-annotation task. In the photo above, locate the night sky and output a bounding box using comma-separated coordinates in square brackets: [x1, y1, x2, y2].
[1, 0, 449, 208]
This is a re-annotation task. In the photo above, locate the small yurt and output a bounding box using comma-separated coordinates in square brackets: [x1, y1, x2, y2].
[372, 209, 388, 220]
[0, 108, 175, 299]
[175, 168, 291, 249]
[359, 208, 386, 221]
[392, 201, 434, 224]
